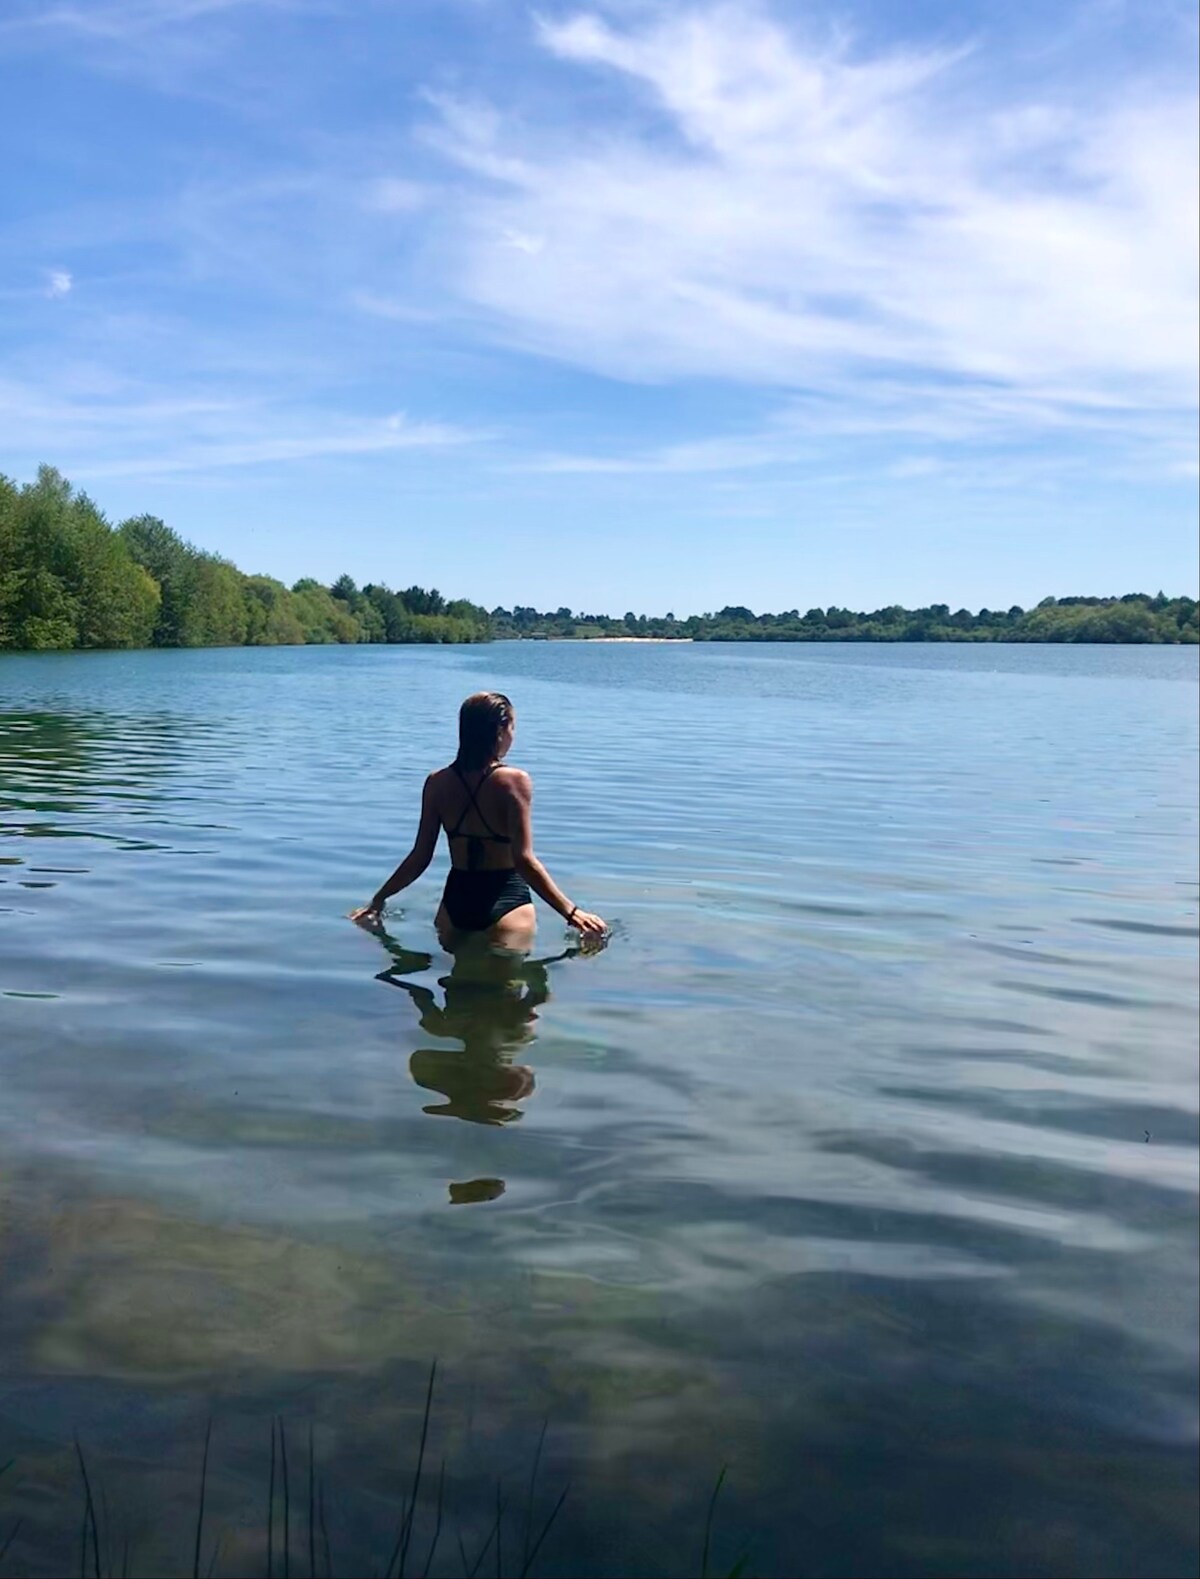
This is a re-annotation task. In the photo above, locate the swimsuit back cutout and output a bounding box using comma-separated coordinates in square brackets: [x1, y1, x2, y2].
[447, 763, 512, 870]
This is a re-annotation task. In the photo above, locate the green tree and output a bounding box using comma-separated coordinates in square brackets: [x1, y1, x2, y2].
[293, 578, 363, 643]
[5, 466, 81, 647]
[0, 466, 159, 650]
[242, 576, 306, 645]
[118, 514, 200, 645]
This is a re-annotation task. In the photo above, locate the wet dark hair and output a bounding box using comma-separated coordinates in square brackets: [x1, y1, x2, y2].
[455, 691, 514, 771]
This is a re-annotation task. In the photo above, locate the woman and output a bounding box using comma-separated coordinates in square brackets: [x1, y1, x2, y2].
[350, 691, 607, 949]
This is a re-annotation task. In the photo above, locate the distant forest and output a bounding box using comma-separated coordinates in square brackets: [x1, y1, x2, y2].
[492, 597, 1198, 644]
[1, 466, 1196, 651]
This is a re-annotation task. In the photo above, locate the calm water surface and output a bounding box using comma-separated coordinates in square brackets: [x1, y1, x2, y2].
[1, 642, 1197, 1577]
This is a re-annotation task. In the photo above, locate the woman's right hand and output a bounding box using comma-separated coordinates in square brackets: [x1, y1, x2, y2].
[567, 908, 607, 937]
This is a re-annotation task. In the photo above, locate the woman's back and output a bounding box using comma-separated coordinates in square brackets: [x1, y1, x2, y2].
[435, 762, 520, 871]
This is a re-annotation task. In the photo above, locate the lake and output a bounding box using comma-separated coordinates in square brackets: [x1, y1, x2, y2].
[1, 640, 1197, 1578]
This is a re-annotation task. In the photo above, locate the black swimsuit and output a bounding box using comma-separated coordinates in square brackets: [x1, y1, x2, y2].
[441, 764, 533, 932]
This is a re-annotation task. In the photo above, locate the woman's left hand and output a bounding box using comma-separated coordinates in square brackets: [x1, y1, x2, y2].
[349, 903, 383, 926]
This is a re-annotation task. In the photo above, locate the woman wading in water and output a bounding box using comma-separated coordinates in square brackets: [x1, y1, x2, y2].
[350, 692, 607, 949]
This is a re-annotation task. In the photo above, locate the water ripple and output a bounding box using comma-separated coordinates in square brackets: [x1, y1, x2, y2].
[0, 642, 1196, 1578]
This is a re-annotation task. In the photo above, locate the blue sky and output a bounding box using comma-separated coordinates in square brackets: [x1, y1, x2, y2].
[1, 0, 1196, 614]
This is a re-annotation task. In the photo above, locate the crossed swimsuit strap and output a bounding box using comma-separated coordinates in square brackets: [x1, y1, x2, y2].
[449, 763, 510, 869]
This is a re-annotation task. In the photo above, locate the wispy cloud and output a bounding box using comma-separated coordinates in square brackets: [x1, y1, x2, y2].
[0, 0, 322, 112]
[521, 380, 1197, 480]
[364, 178, 430, 216]
[408, 3, 1196, 466]
[0, 0, 301, 44]
[1, 0, 1194, 605]
[81, 414, 479, 479]
[0, 371, 481, 481]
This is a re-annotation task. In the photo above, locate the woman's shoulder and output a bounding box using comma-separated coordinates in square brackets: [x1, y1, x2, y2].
[491, 763, 531, 792]
[427, 764, 464, 799]
[428, 761, 528, 788]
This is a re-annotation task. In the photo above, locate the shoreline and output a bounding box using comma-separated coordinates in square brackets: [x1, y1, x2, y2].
[541, 635, 694, 644]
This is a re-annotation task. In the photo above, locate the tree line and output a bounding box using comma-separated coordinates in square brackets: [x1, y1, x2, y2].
[1, 465, 1195, 650]
[492, 597, 1198, 644]
[0, 467, 490, 650]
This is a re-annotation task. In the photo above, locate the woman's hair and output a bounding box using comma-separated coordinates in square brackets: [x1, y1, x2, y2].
[455, 691, 514, 771]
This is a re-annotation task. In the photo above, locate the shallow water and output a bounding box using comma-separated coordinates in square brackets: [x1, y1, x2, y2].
[1, 641, 1197, 1577]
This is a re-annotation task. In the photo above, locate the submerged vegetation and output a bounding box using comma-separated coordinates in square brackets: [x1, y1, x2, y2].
[1, 466, 1195, 652]
[0, 1365, 748, 1578]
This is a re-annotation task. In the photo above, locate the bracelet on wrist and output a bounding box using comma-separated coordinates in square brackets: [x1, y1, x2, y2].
[566, 904, 578, 923]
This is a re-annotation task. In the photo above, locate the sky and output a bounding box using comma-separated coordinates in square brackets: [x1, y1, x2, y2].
[1, 0, 1196, 615]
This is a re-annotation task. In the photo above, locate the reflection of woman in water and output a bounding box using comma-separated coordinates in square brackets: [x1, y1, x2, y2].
[372, 932, 597, 1205]
[375, 938, 566, 1126]
[351, 692, 607, 949]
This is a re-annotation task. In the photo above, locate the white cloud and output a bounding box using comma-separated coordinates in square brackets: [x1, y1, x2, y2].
[1, 0, 298, 43]
[0, 371, 481, 479]
[500, 227, 545, 255]
[515, 366, 1197, 480]
[79, 418, 475, 477]
[410, 4, 1197, 460]
[365, 178, 428, 215]
[347, 291, 440, 323]
[44, 268, 73, 298]
[0, 0, 319, 111]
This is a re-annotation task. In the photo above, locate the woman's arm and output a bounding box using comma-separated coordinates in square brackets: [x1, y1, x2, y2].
[506, 770, 607, 936]
[350, 775, 440, 922]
